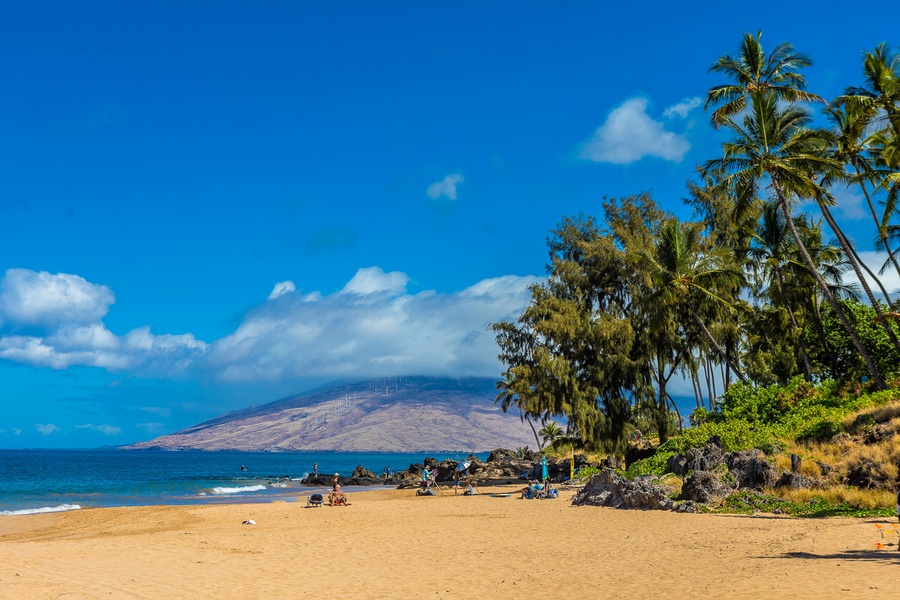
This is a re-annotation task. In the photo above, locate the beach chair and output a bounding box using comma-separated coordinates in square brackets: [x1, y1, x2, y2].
[307, 493, 324, 507]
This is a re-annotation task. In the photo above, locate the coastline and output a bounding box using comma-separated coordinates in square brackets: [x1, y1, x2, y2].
[1, 485, 894, 599]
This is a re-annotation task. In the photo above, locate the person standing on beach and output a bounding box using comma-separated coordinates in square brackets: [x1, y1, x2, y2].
[332, 473, 339, 490]
[313, 463, 318, 477]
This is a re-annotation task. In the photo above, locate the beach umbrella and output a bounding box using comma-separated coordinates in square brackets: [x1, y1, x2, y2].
[456, 460, 471, 473]
[541, 456, 548, 481]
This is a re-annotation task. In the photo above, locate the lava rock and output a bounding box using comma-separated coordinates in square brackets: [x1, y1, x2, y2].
[681, 470, 732, 503]
[726, 450, 778, 490]
[571, 469, 674, 511]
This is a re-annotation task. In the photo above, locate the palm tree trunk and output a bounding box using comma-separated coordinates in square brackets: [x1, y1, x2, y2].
[688, 302, 749, 384]
[817, 199, 900, 352]
[776, 272, 813, 379]
[772, 180, 886, 388]
[854, 162, 900, 279]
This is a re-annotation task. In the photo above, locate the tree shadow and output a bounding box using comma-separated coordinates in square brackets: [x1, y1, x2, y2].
[772, 548, 900, 563]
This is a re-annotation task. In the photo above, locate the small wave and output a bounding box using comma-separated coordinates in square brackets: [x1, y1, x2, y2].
[209, 485, 267, 495]
[0, 504, 82, 516]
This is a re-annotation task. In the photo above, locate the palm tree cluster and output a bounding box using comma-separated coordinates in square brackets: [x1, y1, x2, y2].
[493, 32, 900, 453]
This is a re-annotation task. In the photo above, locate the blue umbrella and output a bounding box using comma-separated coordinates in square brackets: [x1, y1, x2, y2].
[541, 456, 548, 481]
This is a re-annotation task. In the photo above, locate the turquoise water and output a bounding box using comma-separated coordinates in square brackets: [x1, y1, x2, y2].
[0, 449, 482, 515]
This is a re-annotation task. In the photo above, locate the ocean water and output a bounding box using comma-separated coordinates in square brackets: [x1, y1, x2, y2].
[0, 449, 482, 515]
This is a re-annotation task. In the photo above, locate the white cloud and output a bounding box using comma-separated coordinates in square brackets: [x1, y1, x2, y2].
[0, 267, 541, 384]
[0, 269, 114, 327]
[426, 174, 464, 201]
[853, 251, 900, 300]
[580, 97, 692, 165]
[0, 269, 207, 372]
[76, 423, 121, 435]
[36, 423, 60, 435]
[831, 185, 870, 221]
[268, 280, 296, 300]
[663, 97, 702, 119]
[341, 267, 408, 295]
[206, 272, 540, 382]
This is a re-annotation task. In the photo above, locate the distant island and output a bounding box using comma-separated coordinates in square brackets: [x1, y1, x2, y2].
[122, 376, 535, 452]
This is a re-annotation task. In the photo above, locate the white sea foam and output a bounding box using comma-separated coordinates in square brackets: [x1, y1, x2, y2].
[0, 504, 82, 516]
[209, 485, 267, 495]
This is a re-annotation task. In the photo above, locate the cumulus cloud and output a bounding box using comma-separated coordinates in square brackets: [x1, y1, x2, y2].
[76, 423, 121, 435]
[426, 174, 464, 201]
[36, 423, 60, 435]
[663, 97, 702, 119]
[268, 280, 296, 300]
[0, 269, 207, 373]
[205, 272, 540, 382]
[0, 267, 540, 383]
[580, 97, 692, 164]
[0, 268, 113, 327]
[341, 267, 409, 296]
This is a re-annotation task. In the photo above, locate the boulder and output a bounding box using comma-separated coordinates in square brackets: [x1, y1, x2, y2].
[571, 469, 674, 511]
[790, 454, 801, 474]
[666, 454, 687, 477]
[775, 472, 818, 490]
[685, 441, 725, 472]
[726, 450, 778, 490]
[846, 457, 892, 489]
[864, 425, 893, 445]
[351, 465, 375, 478]
[681, 470, 732, 503]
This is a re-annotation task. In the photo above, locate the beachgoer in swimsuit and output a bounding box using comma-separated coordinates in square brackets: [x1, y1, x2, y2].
[313, 462, 318, 476]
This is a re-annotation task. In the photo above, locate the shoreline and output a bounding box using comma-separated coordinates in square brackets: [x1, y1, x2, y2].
[1, 484, 895, 599]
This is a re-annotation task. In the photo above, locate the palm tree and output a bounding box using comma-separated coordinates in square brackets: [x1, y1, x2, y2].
[495, 373, 543, 450]
[748, 201, 814, 379]
[641, 219, 748, 384]
[706, 31, 823, 128]
[539, 421, 563, 449]
[825, 103, 900, 281]
[703, 92, 886, 388]
[841, 43, 900, 165]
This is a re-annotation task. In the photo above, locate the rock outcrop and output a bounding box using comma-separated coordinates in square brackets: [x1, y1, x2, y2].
[572, 469, 674, 510]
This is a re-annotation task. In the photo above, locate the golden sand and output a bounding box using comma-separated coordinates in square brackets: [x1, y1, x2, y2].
[0, 486, 895, 599]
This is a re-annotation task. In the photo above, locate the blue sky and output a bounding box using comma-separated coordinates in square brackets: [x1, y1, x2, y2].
[1, 2, 897, 448]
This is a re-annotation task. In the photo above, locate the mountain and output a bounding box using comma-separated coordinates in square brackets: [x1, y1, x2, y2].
[122, 376, 538, 452]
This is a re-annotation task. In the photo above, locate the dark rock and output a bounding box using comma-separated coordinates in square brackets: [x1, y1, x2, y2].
[846, 457, 891, 489]
[864, 425, 893, 444]
[487, 448, 518, 463]
[775, 472, 818, 490]
[790, 454, 801, 474]
[685, 443, 725, 472]
[815, 461, 833, 476]
[667, 454, 687, 477]
[625, 444, 657, 468]
[681, 470, 732, 503]
[352, 465, 375, 478]
[726, 450, 778, 490]
[673, 501, 701, 513]
[600, 455, 621, 470]
[571, 469, 674, 510]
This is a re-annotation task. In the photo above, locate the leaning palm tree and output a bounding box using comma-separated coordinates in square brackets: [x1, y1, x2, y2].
[841, 43, 900, 163]
[703, 92, 886, 388]
[641, 219, 748, 384]
[706, 30, 824, 128]
[825, 103, 900, 281]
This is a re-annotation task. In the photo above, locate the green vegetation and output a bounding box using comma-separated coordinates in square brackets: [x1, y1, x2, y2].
[491, 31, 900, 461]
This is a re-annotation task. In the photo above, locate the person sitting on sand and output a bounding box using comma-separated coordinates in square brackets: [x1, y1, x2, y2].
[329, 484, 348, 506]
[519, 480, 543, 499]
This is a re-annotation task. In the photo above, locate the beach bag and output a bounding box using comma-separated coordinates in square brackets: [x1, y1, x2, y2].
[310, 493, 323, 503]
[547, 489, 559, 499]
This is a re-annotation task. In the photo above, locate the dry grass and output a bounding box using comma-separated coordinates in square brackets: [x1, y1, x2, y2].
[842, 401, 900, 433]
[771, 486, 894, 510]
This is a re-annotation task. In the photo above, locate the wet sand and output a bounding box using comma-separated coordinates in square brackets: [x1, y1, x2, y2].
[0, 485, 896, 599]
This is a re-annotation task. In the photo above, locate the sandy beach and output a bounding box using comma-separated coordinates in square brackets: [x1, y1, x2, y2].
[0, 485, 896, 599]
